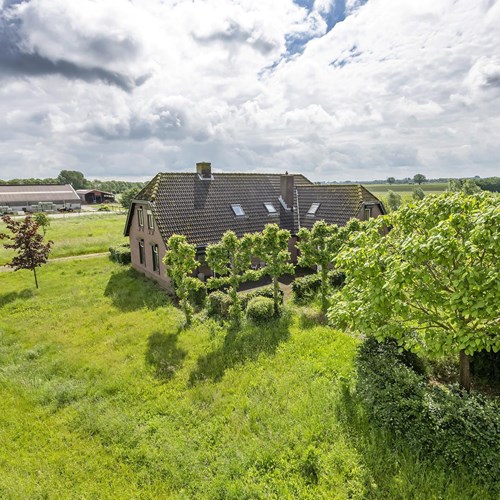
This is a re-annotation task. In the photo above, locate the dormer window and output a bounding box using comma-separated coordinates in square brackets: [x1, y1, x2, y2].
[137, 207, 144, 227]
[307, 202, 320, 215]
[264, 202, 277, 214]
[231, 204, 246, 217]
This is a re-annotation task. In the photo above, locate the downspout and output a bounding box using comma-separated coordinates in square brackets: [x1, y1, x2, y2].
[295, 188, 301, 231]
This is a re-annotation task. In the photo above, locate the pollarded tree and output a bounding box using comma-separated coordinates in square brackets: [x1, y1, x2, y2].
[297, 221, 342, 314]
[328, 192, 500, 392]
[253, 224, 294, 315]
[206, 231, 256, 326]
[163, 235, 200, 327]
[0, 215, 53, 289]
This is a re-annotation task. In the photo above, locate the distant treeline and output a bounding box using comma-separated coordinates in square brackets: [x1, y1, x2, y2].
[0, 170, 146, 194]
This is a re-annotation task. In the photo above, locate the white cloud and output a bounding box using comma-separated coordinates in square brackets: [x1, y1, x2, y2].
[0, 0, 499, 181]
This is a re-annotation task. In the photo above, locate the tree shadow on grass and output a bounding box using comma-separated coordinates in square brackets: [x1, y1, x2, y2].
[0, 288, 34, 308]
[189, 315, 291, 385]
[145, 330, 187, 381]
[104, 268, 169, 311]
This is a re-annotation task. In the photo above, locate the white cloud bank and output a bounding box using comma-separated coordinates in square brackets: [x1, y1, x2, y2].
[0, 0, 499, 181]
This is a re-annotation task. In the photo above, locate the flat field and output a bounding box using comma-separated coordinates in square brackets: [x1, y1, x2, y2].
[362, 182, 448, 198]
[0, 213, 127, 265]
[0, 257, 492, 498]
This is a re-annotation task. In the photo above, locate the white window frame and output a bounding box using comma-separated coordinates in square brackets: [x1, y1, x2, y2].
[137, 207, 144, 227]
[307, 202, 321, 215]
[231, 204, 246, 217]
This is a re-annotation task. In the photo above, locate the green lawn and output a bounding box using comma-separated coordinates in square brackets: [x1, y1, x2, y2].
[0, 213, 127, 265]
[0, 257, 492, 498]
[362, 182, 447, 199]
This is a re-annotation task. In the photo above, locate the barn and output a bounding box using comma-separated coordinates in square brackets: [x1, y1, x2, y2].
[76, 189, 115, 204]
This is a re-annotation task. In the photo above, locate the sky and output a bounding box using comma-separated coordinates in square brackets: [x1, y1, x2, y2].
[0, 0, 499, 182]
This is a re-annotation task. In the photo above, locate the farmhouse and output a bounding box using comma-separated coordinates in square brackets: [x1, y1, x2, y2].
[76, 189, 115, 204]
[124, 162, 385, 287]
[0, 184, 81, 214]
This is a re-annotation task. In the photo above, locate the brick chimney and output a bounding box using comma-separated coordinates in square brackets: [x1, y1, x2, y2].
[280, 172, 294, 210]
[196, 162, 212, 179]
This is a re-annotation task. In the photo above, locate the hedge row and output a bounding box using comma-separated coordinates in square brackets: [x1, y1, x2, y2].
[357, 338, 500, 486]
[109, 244, 131, 265]
[291, 270, 345, 303]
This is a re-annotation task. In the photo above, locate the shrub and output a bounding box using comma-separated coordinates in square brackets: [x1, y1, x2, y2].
[292, 274, 321, 303]
[109, 244, 131, 264]
[240, 285, 284, 310]
[207, 291, 231, 319]
[357, 338, 500, 486]
[298, 307, 327, 328]
[246, 296, 275, 324]
[98, 204, 111, 211]
[328, 270, 345, 288]
[186, 278, 207, 310]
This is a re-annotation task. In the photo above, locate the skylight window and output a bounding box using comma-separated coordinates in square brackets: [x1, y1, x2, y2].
[231, 204, 246, 217]
[307, 202, 321, 215]
[264, 202, 277, 214]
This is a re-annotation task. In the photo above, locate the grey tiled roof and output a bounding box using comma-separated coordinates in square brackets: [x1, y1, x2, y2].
[124, 173, 384, 247]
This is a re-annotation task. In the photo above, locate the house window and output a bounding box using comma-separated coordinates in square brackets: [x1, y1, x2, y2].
[152, 244, 160, 272]
[139, 239, 145, 265]
[307, 202, 320, 215]
[364, 206, 372, 220]
[264, 202, 277, 214]
[137, 207, 144, 227]
[147, 210, 154, 230]
[231, 204, 246, 217]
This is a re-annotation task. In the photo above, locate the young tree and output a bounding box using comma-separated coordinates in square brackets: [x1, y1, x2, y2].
[206, 231, 256, 326]
[121, 187, 140, 210]
[33, 212, 50, 236]
[412, 186, 425, 201]
[163, 235, 200, 327]
[329, 192, 500, 392]
[0, 215, 53, 289]
[253, 224, 294, 315]
[386, 190, 402, 212]
[297, 221, 342, 314]
[413, 173, 427, 185]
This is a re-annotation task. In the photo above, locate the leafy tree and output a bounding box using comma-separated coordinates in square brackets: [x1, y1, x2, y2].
[0, 215, 53, 289]
[206, 231, 256, 325]
[386, 190, 402, 212]
[328, 192, 500, 392]
[297, 220, 342, 313]
[57, 170, 88, 189]
[163, 235, 200, 326]
[387, 176, 396, 185]
[462, 179, 481, 195]
[121, 187, 140, 210]
[33, 212, 50, 235]
[413, 173, 427, 185]
[253, 224, 294, 315]
[447, 178, 462, 192]
[412, 186, 425, 201]
[476, 176, 500, 193]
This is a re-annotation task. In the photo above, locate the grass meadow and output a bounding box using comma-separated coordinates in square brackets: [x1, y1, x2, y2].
[0, 213, 127, 265]
[0, 256, 494, 498]
[361, 182, 448, 198]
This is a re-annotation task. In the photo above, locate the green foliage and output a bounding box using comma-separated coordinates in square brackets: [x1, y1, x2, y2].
[206, 291, 232, 319]
[476, 176, 500, 193]
[253, 224, 294, 315]
[292, 271, 346, 304]
[97, 204, 111, 211]
[329, 192, 500, 389]
[448, 178, 481, 194]
[186, 277, 207, 310]
[413, 173, 427, 184]
[387, 176, 396, 184]
[357, 338, 500, 487]
[108, 244, 131, 265]
[412, 186, 425, 201]
[57, 170, 88, 190]
[164, 235, 199, 326]
[246, 296, 275, 324]
[33, 212, 50, 235]
[386, 190, 402, 211]
[120, 187, 140, 210]
[206, 231, 256, 326]
[240, 285, 284, 310]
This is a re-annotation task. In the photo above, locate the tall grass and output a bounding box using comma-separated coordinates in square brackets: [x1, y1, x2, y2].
[0, 257, 494, 498]
[0, 213, 127, 265]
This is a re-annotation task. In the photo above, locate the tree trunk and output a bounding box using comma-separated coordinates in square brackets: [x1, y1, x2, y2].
[459, 350, 471, 393]
[273, 276, 280, 316]
[33, 267, 39, 289]
[320, 267, 329, 314]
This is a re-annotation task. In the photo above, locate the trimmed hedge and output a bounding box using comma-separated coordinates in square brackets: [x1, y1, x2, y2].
[357, 338, 500, 486]
[292, 271, 345, 303]
[207, 291, 232, 319]
[246, 296, 274, 324]
[240, 285, 284, 310]
[186, 278, 207, 310]
[109, 244, 131, 265]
